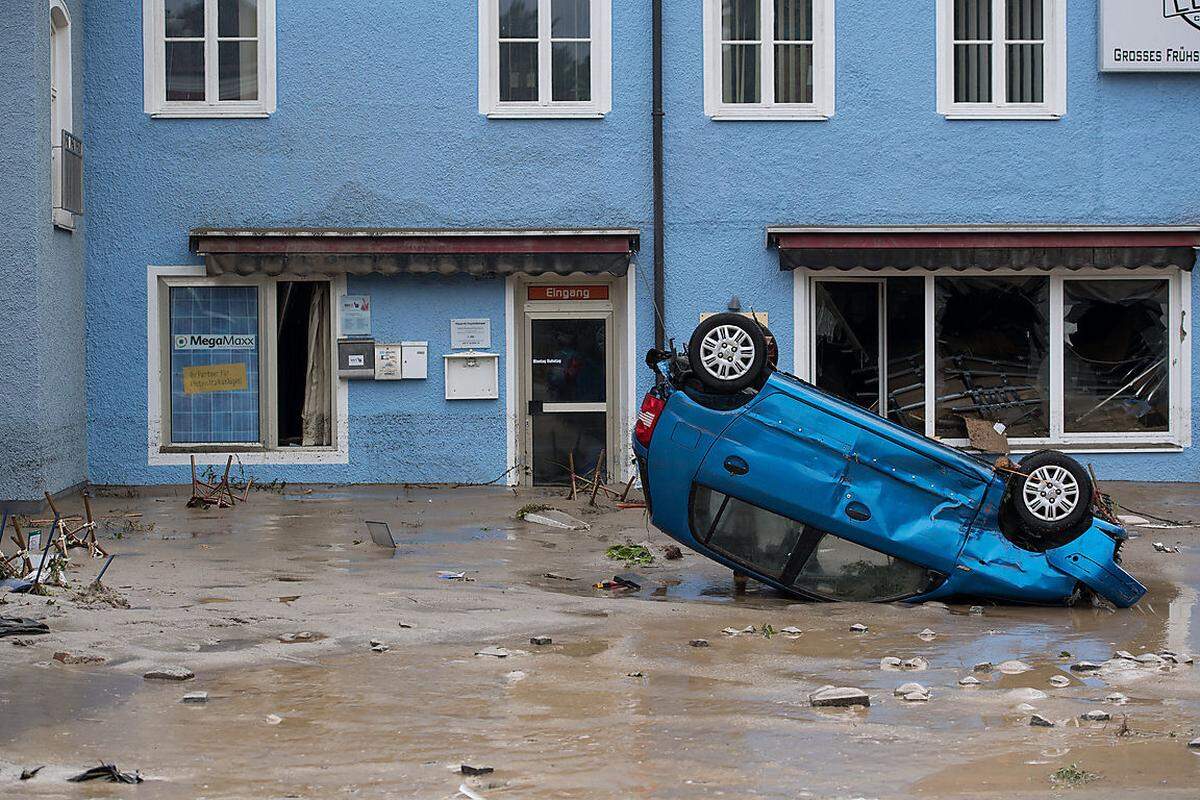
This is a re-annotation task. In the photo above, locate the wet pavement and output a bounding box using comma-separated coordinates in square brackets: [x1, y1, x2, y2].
[0, 482, 1197, 798]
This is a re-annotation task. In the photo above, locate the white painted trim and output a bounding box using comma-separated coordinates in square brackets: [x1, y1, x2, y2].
[504, 274, 518, 485]
[146, 266, 349, 466]
[623, 260, 638, 483]
[922, 273, 936, 439]
[1181, 268, 1193, 449]
[703, 0, 835, 120]
[478, 0, 612, 119]
[50, 0, 73, 222]
[143, 0, 276, 118]
[936, 0, 1066, 120]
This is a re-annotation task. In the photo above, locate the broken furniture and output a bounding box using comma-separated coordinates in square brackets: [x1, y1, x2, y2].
[42, 491, 107, 559]
[188, 455, 252, 509]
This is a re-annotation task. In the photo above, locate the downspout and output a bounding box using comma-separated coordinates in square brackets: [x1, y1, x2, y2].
[652, 0, 666, 349]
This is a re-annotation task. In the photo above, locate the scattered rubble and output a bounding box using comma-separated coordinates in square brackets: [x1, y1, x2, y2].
[19, 766, 43, 780]
[474, 646, 510, 658]
[522, 509, 589, 530]
[968, 606, 985, 615]
[529, 636, 552, 646]
[901, 657, 929, 671]
[849, 623, 868, 633]
[1105, 692, 1128, 705]
[1029, 714, 1055, 728]
[973, 661, 993, 673]
[182, 692, 209, 704]
[780, 626, 802, 637]
[662, 545, 683, 560]
[68, 762, 143, 784]
[1080, 710, 1111, 721]
[53, 651, 105, 665]
[998, 660, 1032, 674]
[880, 656, 903, 670]
[917, 628, 937, 641]
[265, 714, 283, 725]
[895, 682, 930, 701]
[809, 686, 870, 708]
[958, 676, 981, 687]
[0, 616, 50, 638]
[1007, 688, 1048, 703]
[461, 765, 494, 776]
[1188, 738, 1200, 750]
[1049, 675, 1071, 688]
[721, 625, 756, 636]
[143, 665, 194, 681]
[1070, 661, 1103, 673]
[689, 639, 710, 648]
[1152, 542, 1178, 553]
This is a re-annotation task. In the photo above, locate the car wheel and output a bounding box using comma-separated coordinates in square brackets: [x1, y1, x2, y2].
[688, 313, 769, 393]
[1004, 450, 1093, 550]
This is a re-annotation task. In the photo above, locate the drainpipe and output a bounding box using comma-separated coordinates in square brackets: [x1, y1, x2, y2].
[652, 0, 666, 349]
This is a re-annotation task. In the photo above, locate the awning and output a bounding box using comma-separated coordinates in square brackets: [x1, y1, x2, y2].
[190, 228, 641, 277]
[767, 226, 1200, 272]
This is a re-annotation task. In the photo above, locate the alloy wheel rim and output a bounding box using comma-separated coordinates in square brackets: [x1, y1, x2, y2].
[1022, 465, 1081, 522]
[699, 325, 756, 380]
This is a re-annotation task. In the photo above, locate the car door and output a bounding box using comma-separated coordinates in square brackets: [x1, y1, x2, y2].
[692, 378, 994, 579]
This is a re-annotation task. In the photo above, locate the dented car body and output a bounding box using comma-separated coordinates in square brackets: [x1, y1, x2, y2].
[633, 319, 1146, 607]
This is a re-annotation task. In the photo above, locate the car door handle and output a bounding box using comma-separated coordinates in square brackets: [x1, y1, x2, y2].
[723, 456, 749, 476]
[845, 501, 872, 522]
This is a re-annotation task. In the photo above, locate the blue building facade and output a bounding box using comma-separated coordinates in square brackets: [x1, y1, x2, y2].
[2, 0, 1199, 500]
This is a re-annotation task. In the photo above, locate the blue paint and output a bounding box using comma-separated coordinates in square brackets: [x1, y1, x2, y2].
[0, 2, 1191, 496]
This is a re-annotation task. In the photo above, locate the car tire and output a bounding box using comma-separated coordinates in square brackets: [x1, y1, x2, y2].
[688, 313, 769, 393]
[1004, 450, 1093, 551]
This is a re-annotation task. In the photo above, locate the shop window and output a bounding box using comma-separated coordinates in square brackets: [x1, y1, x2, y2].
[143, 0, 276, 117]
[703, 0, 835, 119]
[479, 0, 612, 118]
[937, 0, 1066, 119]
[159, 278, 333, 451]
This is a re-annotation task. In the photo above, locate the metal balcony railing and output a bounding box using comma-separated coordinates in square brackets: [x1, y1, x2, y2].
[58, 130, 83, 216]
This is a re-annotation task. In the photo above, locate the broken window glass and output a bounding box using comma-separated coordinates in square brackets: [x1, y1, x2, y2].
[935, 276, 1049, 439]
[789, 532, 930, 602]
[1063, 279, 1169, 433]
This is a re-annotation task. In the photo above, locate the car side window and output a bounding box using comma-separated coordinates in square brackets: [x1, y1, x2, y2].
[690, 484, 932, 600]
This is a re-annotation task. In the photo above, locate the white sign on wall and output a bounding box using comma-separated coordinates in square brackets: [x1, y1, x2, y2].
[451, 318, 491, 349]
[1100, 0, 1200, 72]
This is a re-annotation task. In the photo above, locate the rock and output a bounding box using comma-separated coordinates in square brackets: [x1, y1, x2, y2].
[143, 665, 194, 681]
[1049, 675, 1071, 688]
[917, 628, 937, 641]
[529, 636, 552, 646]
[968, 606, 985, 615]
[1133, 653, 1165, 665]
[923, 601, 949, 610]
[181, 692, 208, 704]
[809, 686, 870, 708]
[1114, 650, 1135, 660]
[371, 644, 390, 653]
[1152, 542, 1177, 553]
[1188, 738, 1200, 750]
[1081, 710, 1111, 721]
[894, 682, 928, 697]
[475, 646, 509, 658]
[1029, 714, 1055, 727]
[780, 626, 802, 636]
[1006, 688, 1048, 703]
[721, 627, 740, 636]
[901, 657, 929, 671]
[973, 661, 993, 673]
[958, 676, 982, 687]
[880, 656, 903, 670]
[53, 651, 104, 665]
[1070, 661, 1102, 672]
[998, 660, 1032, 674]
[902, 691, 930, 702]
[849, 623, 868, 633]
[663, 545, 683, 560]
[523, 510, 590, 530]
[1105, 692, 1129, 704]
[461, 765, 494, 776]
[505, 670, 526, 683]
[1101, 658, 1140, 672]
[1015, 703, 1038, 713]
[265, 714, 283, 725]
[689, 639, 710, 648]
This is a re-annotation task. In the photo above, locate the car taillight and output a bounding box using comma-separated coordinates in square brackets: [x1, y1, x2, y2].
[635, 392, 666, 447]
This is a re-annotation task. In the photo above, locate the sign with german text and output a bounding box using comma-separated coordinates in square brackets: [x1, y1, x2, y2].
[174, 333, 256, 350]
[339, 294, 372, 336]
[1100, 0, 1200, 71]
[451, 318, 492, 349]
[182, 363, 249, 394]
[528, 285, 610, 301]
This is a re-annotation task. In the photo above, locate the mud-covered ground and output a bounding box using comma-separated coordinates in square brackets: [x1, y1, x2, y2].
[0, 482, 1197, 799]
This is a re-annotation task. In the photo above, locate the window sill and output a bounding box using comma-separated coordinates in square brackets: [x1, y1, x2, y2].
[484, 107, 606, 120]
[52, 209, 75, 231]
[708, 107, 832, 122]
[940, 108, 1063, 121]
[149, 106, 271, 120]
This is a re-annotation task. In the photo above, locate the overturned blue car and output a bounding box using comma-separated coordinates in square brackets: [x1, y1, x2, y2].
[632, 313, 1146, 608]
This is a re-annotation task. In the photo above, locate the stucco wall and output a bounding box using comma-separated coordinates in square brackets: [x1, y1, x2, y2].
[0, 0, 87, 502]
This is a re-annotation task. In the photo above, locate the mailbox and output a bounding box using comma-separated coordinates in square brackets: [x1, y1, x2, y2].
[444, 351, 499, 400]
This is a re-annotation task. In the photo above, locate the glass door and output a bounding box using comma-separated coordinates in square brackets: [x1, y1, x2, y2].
[811, 278, 886, 415]
[524, 312, 611, 485]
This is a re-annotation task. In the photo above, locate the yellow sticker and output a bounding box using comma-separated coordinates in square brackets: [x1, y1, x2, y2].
[183, 363, 248, 394]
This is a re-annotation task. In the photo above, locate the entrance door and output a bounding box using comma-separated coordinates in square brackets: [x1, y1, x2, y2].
[524, 312, 612, 485]
[812, 279, 886, 415]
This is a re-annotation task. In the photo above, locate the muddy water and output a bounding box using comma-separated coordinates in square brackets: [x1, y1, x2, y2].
[1, 482, 1198, 798]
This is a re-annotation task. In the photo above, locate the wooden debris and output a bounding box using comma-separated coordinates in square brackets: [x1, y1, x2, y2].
[187, 455, 252, 509]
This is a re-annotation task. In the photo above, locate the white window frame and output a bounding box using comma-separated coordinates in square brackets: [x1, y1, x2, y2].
[936, 0, 1066, 120]
[50, 0, 74, 230]
[792, 267, 1191, 452]
[478, 0, 612, 119]
[146, 266, 349, 466]
[702, 0, 835, 121]
[142, 0, 277, 119]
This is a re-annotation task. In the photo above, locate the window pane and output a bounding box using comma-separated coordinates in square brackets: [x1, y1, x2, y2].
[532, 413, 606, 485]
[219, 41, 259, 101]
[690, 485, 725, 542]
[935, 277, 1049, 439]
[885, 278, 927, 433]
[1064, 280, 1170, 434]
[722, 0, 760, 41]
[722, 44, 761, 103]
[500, 0, 538, 39]
[954, 0, 991, 40]
[954, 44, 992, 102]
[170, 286, 260, 444]
[1006, 43, 1043, 103]
[530, 317, 606, 403]
[775, 0, 812, 41]
[791, 533, 930, 602]
[814, 281, 880, 411]
[166, 41, 206, 102]
[551, 0, 590, 38]
[552, 42, 592, 101]
[499, 42, 538, 101]
[1006, 0, 1043, 40]
[774, 43, 813, 103]
[164, 0, 204, 38]
[218, 0, 258, 38]
[706, 494, 805, 578]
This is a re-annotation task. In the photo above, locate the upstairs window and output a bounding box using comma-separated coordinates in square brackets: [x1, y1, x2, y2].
[143, 0, 277, 118]
[937, 0, 1066, 119]
[50, 0, 77, 229]
[478, 0, 613, 118]
[703, 0, 835, 120]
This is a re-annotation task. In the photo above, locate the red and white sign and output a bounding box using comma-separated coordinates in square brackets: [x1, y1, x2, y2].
[528, 285, 609, 301]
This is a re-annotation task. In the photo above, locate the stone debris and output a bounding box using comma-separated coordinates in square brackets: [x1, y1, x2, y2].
[1006, 688, 1048, 704]
[523, 509, 590, 530]
[809, 685, 870, 708]
[849, 623, 868, 633]
[1114, 650, 1135, 660]
[895, 682, 930, 701]
[1070, 661, 1103, 673]
[917, 628, 937, 641]
[689, 639, 710, 648]
[1029, 714, 1055, 728]
[1188, 738, 1200, 750]
[720, 625, 756, 636]
[461, 765, 494, 776]
[1081, 709, 1111, 721]
[1160, 651, 1193, 665]
[265, 714, 283, 725]
[780, 626, 802, 637]
[504, 670, 526, 683]
[1133, 653, 1165, 665]
[1152, 542, 1178, 553]
[998, 660, 1032, 674]
[902, 691, 930, 702]
[143, 665, 194, 681]
[968, 606, 985, 615]
[182, 691, 208, 704]
[973, 661, 994, 673]
[371, 644, 390, 653]
[663, 545, 683, 560]
[880, 656, 903, 670]
[1049, 675, 1071, 688]
[475, 646, 510, 658]
[901, 657, 929, 671]
[529, 636, 552, 646]
[1015, 703, 1038, 713]
[279, 631, 317, 643]
[1105, 692, 1129, 704]
[53, 651, 105, 665]
[958, 675, 982, 687]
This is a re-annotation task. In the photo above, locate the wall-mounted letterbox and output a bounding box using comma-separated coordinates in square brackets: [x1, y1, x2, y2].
[337, 338, 375, 379]
[444, 351, 499, 400]
[401, 341, 428, 380]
